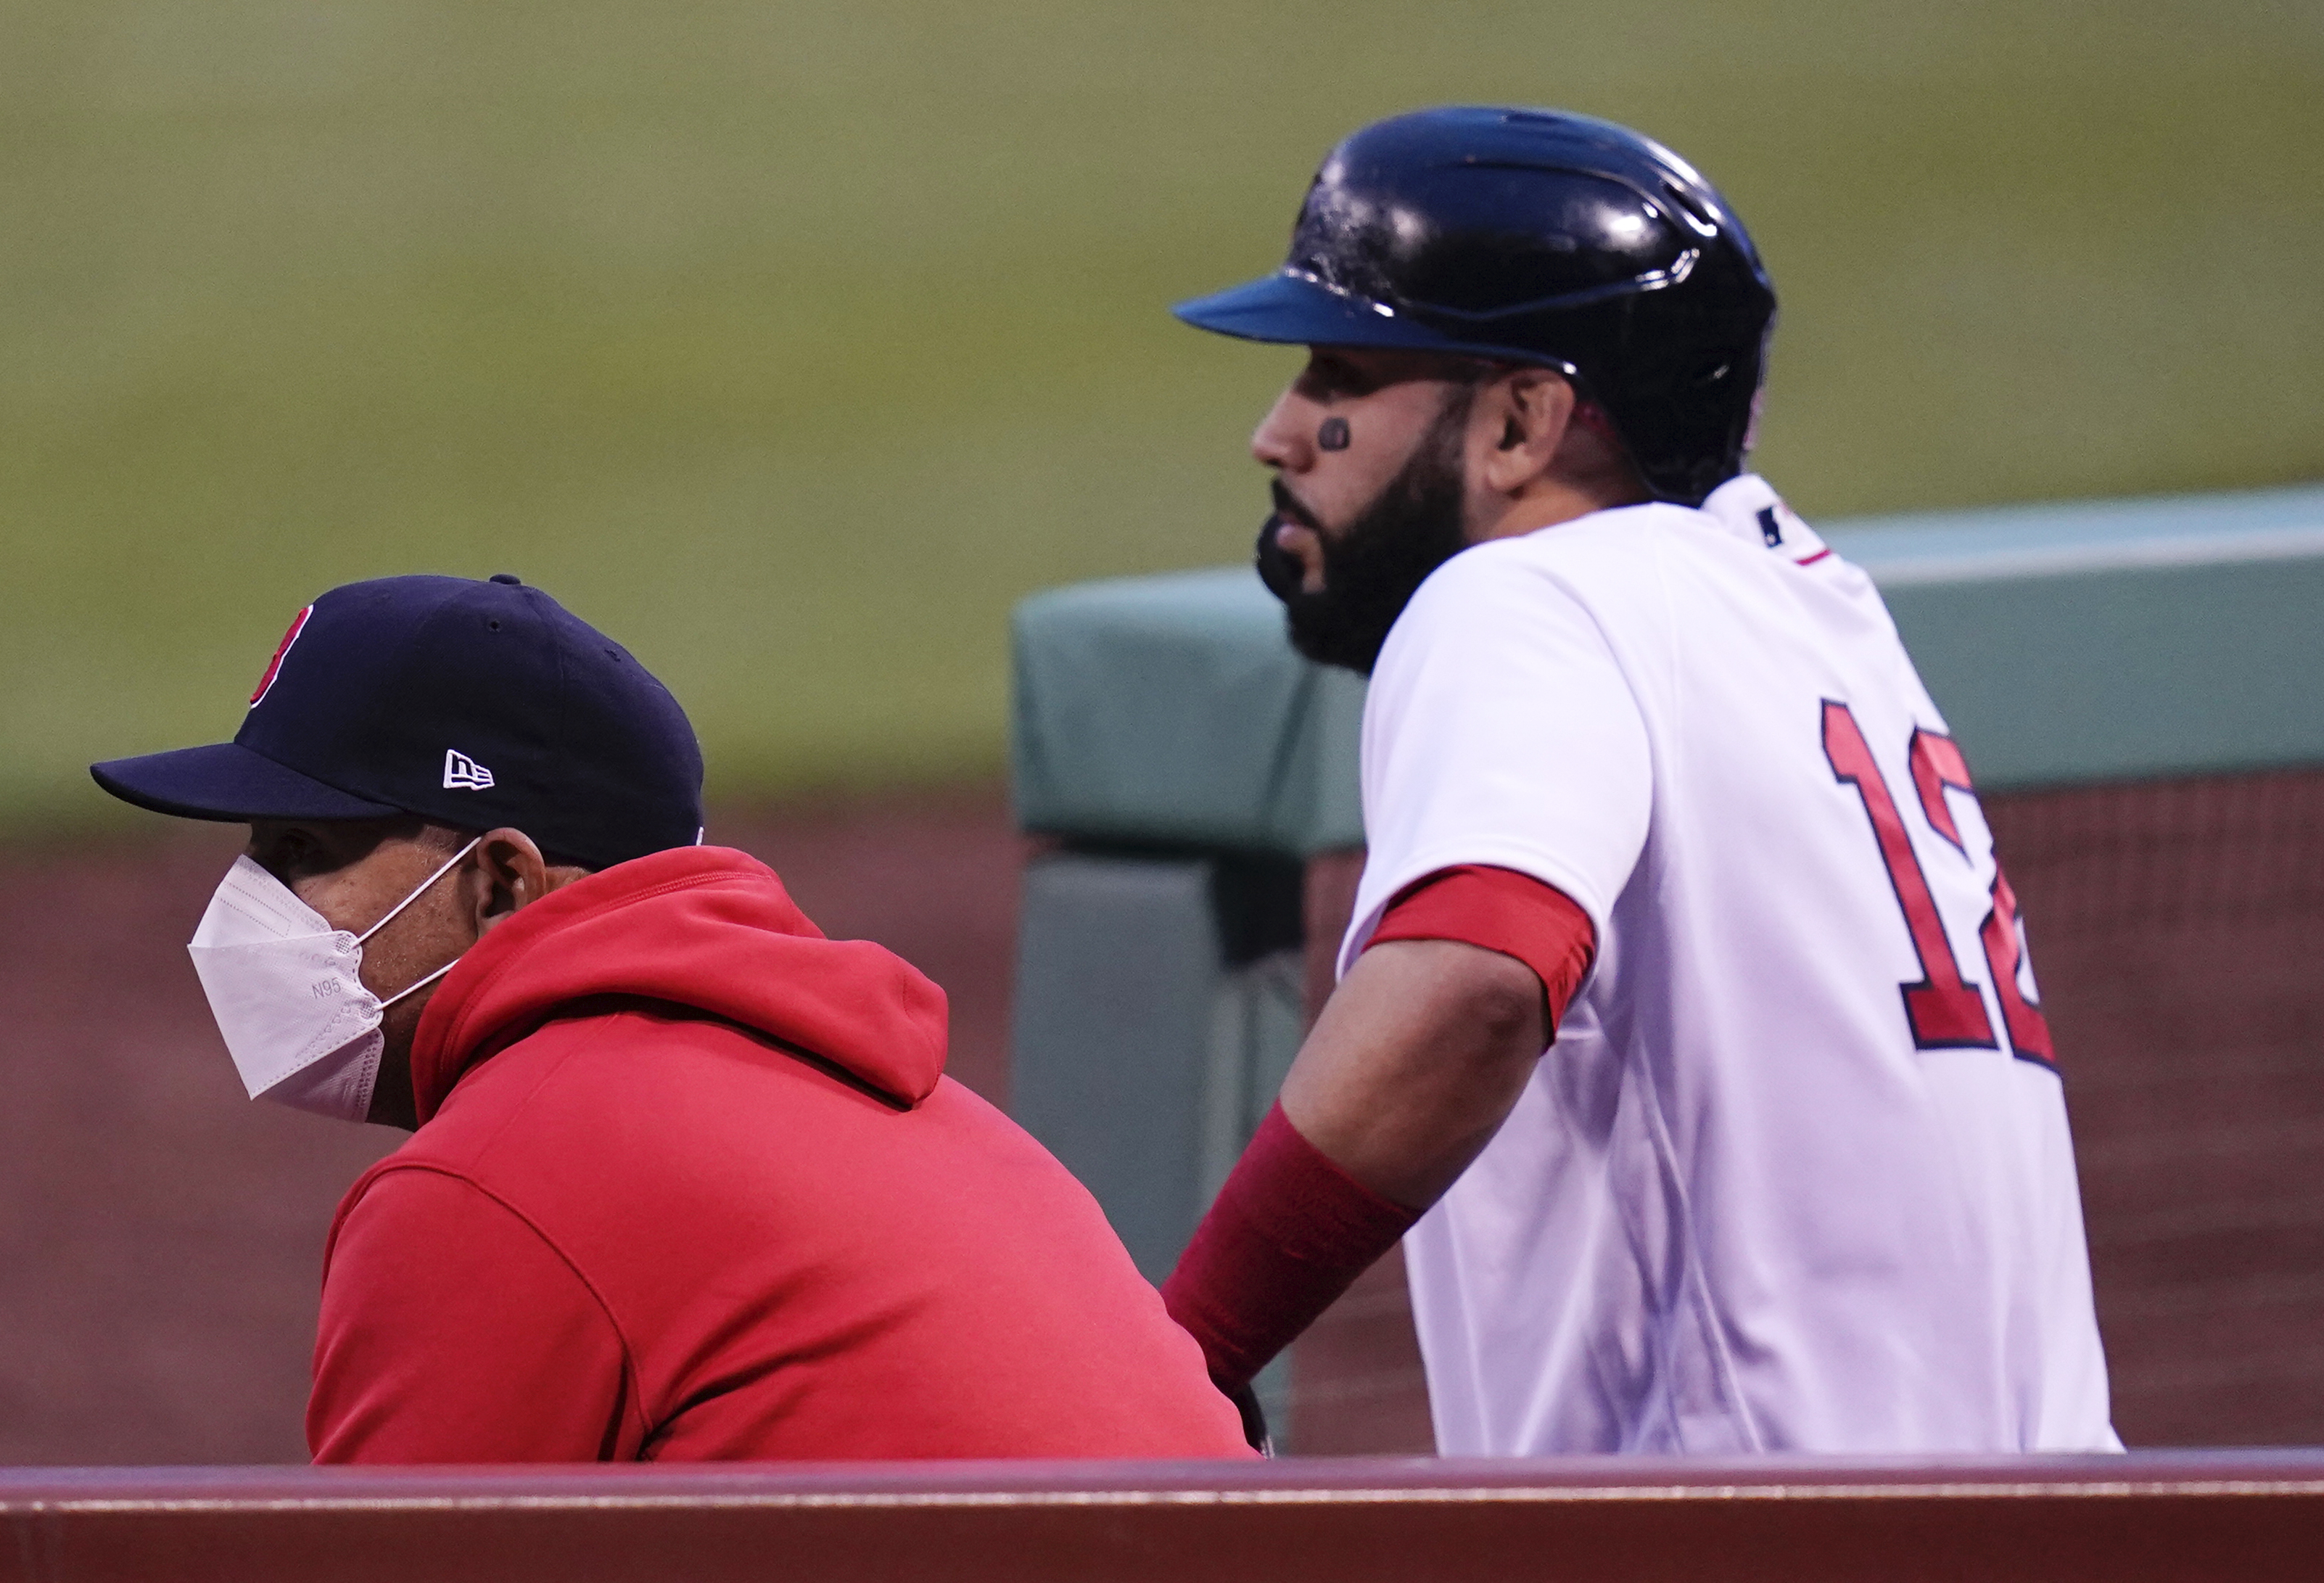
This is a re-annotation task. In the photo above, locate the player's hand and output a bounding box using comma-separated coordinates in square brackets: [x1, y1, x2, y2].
[1227, 1378, 1274, 1456]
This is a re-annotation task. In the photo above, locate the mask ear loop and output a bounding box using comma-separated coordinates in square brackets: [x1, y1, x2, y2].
[355, 836, 485, 1011]
[379, 954, 463, 1012]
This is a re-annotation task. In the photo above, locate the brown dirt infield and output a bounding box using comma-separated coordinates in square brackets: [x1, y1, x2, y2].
[7, 769, 2322, 1465]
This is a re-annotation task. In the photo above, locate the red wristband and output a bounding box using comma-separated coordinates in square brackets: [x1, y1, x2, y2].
[1160, 1102, 1419, 1394]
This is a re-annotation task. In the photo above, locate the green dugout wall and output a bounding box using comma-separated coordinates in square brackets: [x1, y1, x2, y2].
[1007, 484, 2324, 1442]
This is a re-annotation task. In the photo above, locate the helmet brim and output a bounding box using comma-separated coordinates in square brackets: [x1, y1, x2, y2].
[1171, 270, 1472, 350]
[91, 742, 403, 824]
[1172, 270, 1583, 372]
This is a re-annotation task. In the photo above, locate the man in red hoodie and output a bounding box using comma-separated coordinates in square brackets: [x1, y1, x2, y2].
[91, 573, 1251, 1463]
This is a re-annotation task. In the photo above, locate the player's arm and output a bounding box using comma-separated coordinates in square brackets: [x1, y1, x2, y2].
[309, 1167, 636, 1463]
[1163, 547, 1636, 1394]
[1286, 926, 1557, 1207]
[1162, 868, 1594, 1392]
[1285, 864, 1598, 1204]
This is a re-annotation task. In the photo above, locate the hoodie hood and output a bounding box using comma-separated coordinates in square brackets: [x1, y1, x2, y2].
[408, 846, 947, 1124]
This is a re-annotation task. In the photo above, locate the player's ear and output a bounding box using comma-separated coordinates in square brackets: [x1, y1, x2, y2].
[1476, 369, 1576, 494]
[472, 828, 551, 934]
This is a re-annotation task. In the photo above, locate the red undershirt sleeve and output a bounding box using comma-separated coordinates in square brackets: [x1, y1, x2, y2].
[1159, 866, 1596, 1394]
[309, 1168, 636, 1463]
[1364, 865, 1596, 1018]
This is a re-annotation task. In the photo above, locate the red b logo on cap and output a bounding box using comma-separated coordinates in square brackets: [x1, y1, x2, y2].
[250, 606, 313, 708]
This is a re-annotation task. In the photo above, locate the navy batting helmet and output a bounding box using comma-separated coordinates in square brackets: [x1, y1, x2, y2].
[1174, 107, 1777, 507]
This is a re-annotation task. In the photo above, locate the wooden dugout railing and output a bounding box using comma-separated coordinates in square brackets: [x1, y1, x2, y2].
[5, 1453, 2323, 1582]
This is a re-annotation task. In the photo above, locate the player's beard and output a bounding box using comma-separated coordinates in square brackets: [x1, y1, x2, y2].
[1257, 386, 1475, 676]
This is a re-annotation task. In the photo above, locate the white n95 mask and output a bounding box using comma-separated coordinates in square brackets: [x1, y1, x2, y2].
[186, 839, 481, 1122]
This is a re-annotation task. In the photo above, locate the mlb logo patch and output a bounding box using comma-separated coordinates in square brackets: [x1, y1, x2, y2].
[442, 749, 496, 791]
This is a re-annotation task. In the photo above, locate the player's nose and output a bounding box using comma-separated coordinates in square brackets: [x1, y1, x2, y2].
[1250, 387, 1313, 473]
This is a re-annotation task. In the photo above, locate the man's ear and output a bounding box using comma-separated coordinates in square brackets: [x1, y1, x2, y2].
[1475, 370, 1577, 495]
[471, 828, 554, 935]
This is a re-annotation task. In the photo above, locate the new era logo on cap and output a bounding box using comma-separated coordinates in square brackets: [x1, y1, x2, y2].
[442, 749, 495, 791]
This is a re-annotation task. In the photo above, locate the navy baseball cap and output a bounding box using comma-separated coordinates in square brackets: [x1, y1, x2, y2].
[91, 575, 705, 871]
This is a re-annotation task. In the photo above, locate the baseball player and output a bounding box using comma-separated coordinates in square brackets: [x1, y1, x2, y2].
[1159, 107, 2118, 1453]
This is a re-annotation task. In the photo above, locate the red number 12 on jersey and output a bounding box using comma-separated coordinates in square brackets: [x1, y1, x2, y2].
[1822, 700, 2056, 1068]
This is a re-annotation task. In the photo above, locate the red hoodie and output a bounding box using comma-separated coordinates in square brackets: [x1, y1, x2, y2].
[308, 847, 1252, 1463]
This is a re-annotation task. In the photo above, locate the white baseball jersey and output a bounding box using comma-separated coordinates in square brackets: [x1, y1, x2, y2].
[1340, 474, 2118, 1455]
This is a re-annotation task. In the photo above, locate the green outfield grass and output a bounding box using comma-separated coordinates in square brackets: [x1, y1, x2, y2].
[1, 1, 2317, 828]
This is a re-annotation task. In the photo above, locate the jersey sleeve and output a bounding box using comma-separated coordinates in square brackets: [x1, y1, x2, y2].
[1345, 547, 1652, 975]
[309, 1167, 638, 1463]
